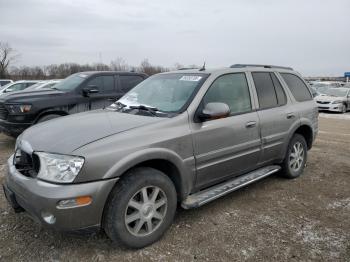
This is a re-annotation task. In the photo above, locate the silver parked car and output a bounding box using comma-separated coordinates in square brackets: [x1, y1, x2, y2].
[315, 88, 350, 113]
[3, 65, 318, 248]
[0, 80, 39, 96]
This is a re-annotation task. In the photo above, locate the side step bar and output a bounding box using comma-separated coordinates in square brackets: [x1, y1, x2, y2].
[181, 165, 281, 209]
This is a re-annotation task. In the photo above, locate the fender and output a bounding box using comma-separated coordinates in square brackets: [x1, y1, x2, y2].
[102, 147, 195, 199]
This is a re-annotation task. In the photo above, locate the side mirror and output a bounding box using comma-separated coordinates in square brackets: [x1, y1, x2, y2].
[5, 88, 13, 93]
[82, 85, 99, 97]
[198, 102, 230, 121]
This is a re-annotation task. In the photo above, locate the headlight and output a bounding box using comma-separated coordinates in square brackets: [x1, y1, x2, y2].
[6, 104, 32, 113]
[36, 152, 84, 183]
[332, 100, 343, 104]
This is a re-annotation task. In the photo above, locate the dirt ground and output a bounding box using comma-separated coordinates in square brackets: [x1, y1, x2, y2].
[0, 115, 349, 262]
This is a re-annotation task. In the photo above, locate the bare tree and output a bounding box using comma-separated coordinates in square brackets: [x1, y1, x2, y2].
[110, 57, 129, 71]
[0, 42, 19, 78]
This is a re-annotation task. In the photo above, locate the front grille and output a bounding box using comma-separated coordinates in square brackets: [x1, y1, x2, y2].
[14, 150, 39, 177]
[0, 103, 8, 120]
[316, 101, 330, 104]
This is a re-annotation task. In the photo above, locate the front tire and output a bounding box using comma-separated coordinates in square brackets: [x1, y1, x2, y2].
[103, 167, 177, 248]
[341, 104, 347, 113]
[280, 134, 308, 179]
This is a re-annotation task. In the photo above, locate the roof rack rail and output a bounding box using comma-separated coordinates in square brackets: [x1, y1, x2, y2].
[230, 64, 293, 70]
[178, 67, 198, 70]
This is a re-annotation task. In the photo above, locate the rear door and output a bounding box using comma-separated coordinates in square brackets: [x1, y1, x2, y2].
[191, 72, 261, 189]
[250, 71, 299, 164]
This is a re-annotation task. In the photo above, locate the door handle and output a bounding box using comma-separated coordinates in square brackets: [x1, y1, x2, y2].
[287, 113, 295, 119]
[245, 121, 257, 128]
[107, 97, 116, 101]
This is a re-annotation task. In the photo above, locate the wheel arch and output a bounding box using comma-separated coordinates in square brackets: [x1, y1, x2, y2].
[103, 148, 195, 201]
[34, 109, 69, 123]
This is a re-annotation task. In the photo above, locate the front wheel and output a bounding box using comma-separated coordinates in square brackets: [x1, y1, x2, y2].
[341, 104, 347, 113]
[103, 167, 177, 248]
[280, 134, 308, 179]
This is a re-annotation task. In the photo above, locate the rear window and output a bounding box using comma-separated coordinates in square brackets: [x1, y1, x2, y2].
[281, 73, 312, 102]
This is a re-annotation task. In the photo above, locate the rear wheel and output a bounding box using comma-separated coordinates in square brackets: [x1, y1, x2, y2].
[103, 167, 177, 248]
[280, 134, 307, 179]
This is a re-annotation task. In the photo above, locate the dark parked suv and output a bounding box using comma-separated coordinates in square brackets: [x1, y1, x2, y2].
[0, 71, 147, 137]
[4, 65, 318, 248]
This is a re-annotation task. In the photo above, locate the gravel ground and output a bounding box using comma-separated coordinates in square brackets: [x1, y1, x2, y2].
[0, 115, 349, 261]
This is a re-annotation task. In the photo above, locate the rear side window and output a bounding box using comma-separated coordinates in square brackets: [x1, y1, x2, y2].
[102, 76, 114, 92]
[252, 72, 278, 109]
[281, 73, 312, 102]
[120, 75, 144, 92]
[271, 73, 287, 105]
[203, 73, 252, 115]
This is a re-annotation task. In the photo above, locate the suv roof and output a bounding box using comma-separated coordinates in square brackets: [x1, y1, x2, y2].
[162, 65, 296, 75]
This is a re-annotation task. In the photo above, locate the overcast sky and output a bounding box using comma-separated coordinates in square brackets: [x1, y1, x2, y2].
[1, 0, 349, 76]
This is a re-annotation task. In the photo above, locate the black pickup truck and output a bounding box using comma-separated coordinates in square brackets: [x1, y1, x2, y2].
[0, 71, 147, 137]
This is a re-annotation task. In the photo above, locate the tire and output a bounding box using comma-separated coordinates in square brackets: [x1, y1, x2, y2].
[37, 114, 61, 123]
[280, 134, 308, 179]
[341, 104, 347, 114]
[103, 167, 177, 248]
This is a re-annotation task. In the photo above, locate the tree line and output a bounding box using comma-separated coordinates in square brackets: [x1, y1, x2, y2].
[0, 42, 196, 80]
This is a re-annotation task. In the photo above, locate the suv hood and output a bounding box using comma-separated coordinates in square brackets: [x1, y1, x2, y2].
[315, 95, 345, 102]
[19, 110, 165, 154]
[0, 89, 63, 103]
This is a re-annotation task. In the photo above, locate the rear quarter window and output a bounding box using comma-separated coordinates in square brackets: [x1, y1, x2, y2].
[281, 73, 312, 102]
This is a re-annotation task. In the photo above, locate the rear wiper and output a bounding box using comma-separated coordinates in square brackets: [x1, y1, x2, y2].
[129, 104, 159, 116]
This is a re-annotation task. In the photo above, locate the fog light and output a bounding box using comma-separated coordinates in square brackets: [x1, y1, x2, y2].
[57, 196, 92, 209]
[41, 211, 56, 224]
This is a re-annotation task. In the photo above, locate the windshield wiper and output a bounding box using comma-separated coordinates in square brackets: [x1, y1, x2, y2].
[129, 104, 159, 116]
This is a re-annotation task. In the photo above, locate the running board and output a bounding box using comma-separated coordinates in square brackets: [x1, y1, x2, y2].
[181, 165, 281, 209]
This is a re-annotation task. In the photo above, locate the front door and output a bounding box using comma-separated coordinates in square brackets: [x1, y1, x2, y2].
[191, 73, 261, 190]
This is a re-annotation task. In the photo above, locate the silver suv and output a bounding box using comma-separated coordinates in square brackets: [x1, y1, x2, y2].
[3, 65, 318, 248]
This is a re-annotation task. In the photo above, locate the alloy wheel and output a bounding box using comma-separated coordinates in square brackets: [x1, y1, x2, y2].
[124, 186, 167, 237]
[289, 141, 304, 172]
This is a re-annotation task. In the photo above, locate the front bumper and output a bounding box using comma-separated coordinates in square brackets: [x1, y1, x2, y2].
[0, 119, 31, 137]
[3, 155, 118, 231]
[317, 103, 343, 112]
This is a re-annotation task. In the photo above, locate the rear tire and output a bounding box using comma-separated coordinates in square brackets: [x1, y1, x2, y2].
[37, 114, 61, 123]
[103, 167, 177, 248]
[280, 134, 307, 179]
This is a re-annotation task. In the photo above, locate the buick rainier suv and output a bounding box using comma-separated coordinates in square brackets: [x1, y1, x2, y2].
[3, 64, 318, 248]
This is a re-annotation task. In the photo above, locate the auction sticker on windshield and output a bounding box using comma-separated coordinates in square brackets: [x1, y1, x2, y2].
[179, 76, 202, 81]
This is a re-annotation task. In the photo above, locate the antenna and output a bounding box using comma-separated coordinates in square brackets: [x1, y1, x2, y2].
[199, 61, 206, 71]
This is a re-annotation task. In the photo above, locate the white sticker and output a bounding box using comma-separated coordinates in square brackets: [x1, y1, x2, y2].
[78, 74, 88, 78]
[179, 76, 202, 82]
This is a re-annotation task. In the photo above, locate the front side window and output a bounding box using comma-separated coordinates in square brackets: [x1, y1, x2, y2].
[202, 73, 252, 115]
[118, 73, 207, 113]
[281, 73, 312, 102]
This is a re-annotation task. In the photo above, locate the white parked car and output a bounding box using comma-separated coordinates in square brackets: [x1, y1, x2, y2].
[315, 88, 350, 113]
[23, 80, 62, 91]
[0, 80, 39, 96]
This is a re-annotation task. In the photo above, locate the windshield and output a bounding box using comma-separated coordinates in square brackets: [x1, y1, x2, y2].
[117, 73, 207, 114]
[322, 88, 348, 97]
[53, 74, 87, 91]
